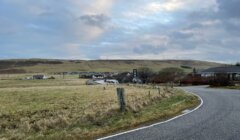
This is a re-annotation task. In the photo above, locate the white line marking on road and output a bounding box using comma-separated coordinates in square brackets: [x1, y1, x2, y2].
[97, 90, 204, 140]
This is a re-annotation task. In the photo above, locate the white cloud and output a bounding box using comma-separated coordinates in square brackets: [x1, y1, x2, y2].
[145, 0, 184, 13]
[0, 0, 239, 63]
[63, 43, 89, 59]
[61, 1, 116, 43]
[123, 0, 218, 20]
[141, 35, 169, 46]
[70, 0, 114, 15]
[68, 19, 108, 43]
[201, 20, 221, 26]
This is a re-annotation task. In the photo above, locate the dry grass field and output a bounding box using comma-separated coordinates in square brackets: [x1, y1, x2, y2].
[0, 78, 199, 140]
[0, 59, 223, 73]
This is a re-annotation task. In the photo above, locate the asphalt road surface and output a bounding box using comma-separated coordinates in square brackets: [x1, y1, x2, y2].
[101, 86, 240, 140]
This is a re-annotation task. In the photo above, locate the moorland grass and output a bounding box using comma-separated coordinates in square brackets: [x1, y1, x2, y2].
[0, 59, 221, 73]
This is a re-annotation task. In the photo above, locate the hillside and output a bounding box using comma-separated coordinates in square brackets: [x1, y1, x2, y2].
[0, 59, 224, 74]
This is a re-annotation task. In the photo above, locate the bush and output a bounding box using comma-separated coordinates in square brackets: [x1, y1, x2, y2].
[48, 76, 55, 79]
[114, 72, 133, 83]
[181, 65, 192, 69]
[181, 74, 210, 85]
[151, 67, 185, 83]
[209, 73, 233, 87]
[137, 67, 154, 84]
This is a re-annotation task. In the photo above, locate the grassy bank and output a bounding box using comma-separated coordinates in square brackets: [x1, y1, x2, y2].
[220, 86, 240, 90]
[0, 79, 200, 140]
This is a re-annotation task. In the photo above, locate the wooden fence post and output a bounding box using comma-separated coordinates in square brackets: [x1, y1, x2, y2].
[148, 91, 151, 99]
[117, 88, 126, 112]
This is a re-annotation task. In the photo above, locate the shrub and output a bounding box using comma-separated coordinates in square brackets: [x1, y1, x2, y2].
[151, 67, 185, 83]
[181, 65, 192, 69]
[137, 67, 154, 84]
[48, 76, 55, 79]
[209, 73, 233, 87]
[181, 74, 210, 85]
[114, 72, 133, 83]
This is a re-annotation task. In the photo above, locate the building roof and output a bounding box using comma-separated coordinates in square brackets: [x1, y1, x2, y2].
[202, 66, 240, 73]
[86, 79, 119, 85]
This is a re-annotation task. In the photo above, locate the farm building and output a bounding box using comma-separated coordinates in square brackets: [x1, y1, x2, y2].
[86, 79, 119, 85]
[32, 75, 48, 80]
[201, 66, 240, 81]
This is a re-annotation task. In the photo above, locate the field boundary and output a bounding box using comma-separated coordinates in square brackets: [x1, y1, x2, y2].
[98, 90, 204, 140]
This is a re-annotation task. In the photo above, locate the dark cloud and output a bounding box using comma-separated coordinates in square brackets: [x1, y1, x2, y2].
[186, 23, 204, 29]
[133, 44, 166, 55]
[79, 14, 111, 28]
[217, 0, 240, 18]
[170, 31, 194, 40]
[221, 20, 240, 35]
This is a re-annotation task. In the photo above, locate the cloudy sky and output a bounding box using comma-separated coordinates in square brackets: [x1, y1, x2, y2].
[0, 0, 239, 62]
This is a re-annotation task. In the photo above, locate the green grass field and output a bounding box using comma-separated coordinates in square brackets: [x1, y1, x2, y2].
[0, 79, 200, 140]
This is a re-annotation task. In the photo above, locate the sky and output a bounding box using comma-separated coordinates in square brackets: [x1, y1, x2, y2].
[0, 0, 239, 63]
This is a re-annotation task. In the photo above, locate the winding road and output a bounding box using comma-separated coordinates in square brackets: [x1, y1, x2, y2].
[100, 86, 240, 140]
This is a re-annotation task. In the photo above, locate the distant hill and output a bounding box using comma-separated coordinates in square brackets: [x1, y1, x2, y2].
[0, 59, 225, 74]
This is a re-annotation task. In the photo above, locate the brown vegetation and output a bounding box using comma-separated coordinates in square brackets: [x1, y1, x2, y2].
[0, 59, 222, 73]
[0, 79, 199, 139]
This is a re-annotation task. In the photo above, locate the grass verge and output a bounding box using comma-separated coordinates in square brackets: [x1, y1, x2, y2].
[220, 86, 240, 90]
[210, 85, 240, 90]
[95, 92, 199, 140]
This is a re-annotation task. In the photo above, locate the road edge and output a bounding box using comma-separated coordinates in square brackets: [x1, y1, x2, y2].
[97, 90, 204, 140]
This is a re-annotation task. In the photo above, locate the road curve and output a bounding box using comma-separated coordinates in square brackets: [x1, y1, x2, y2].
[100, 86, 240, 140]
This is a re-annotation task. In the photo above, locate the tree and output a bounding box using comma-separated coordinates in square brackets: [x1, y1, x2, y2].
[137, 67, 154, 83]
[209, 73, 233, 87]
[156, 67, 185, 83]
[236, 62, 240, 66]
[114, 72, 132, 83]
[193, 68, 197, 74]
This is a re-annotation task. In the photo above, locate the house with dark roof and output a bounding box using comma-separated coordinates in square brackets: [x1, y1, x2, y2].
[32, 75, 48, 80]
[201, 66, 240, 81]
